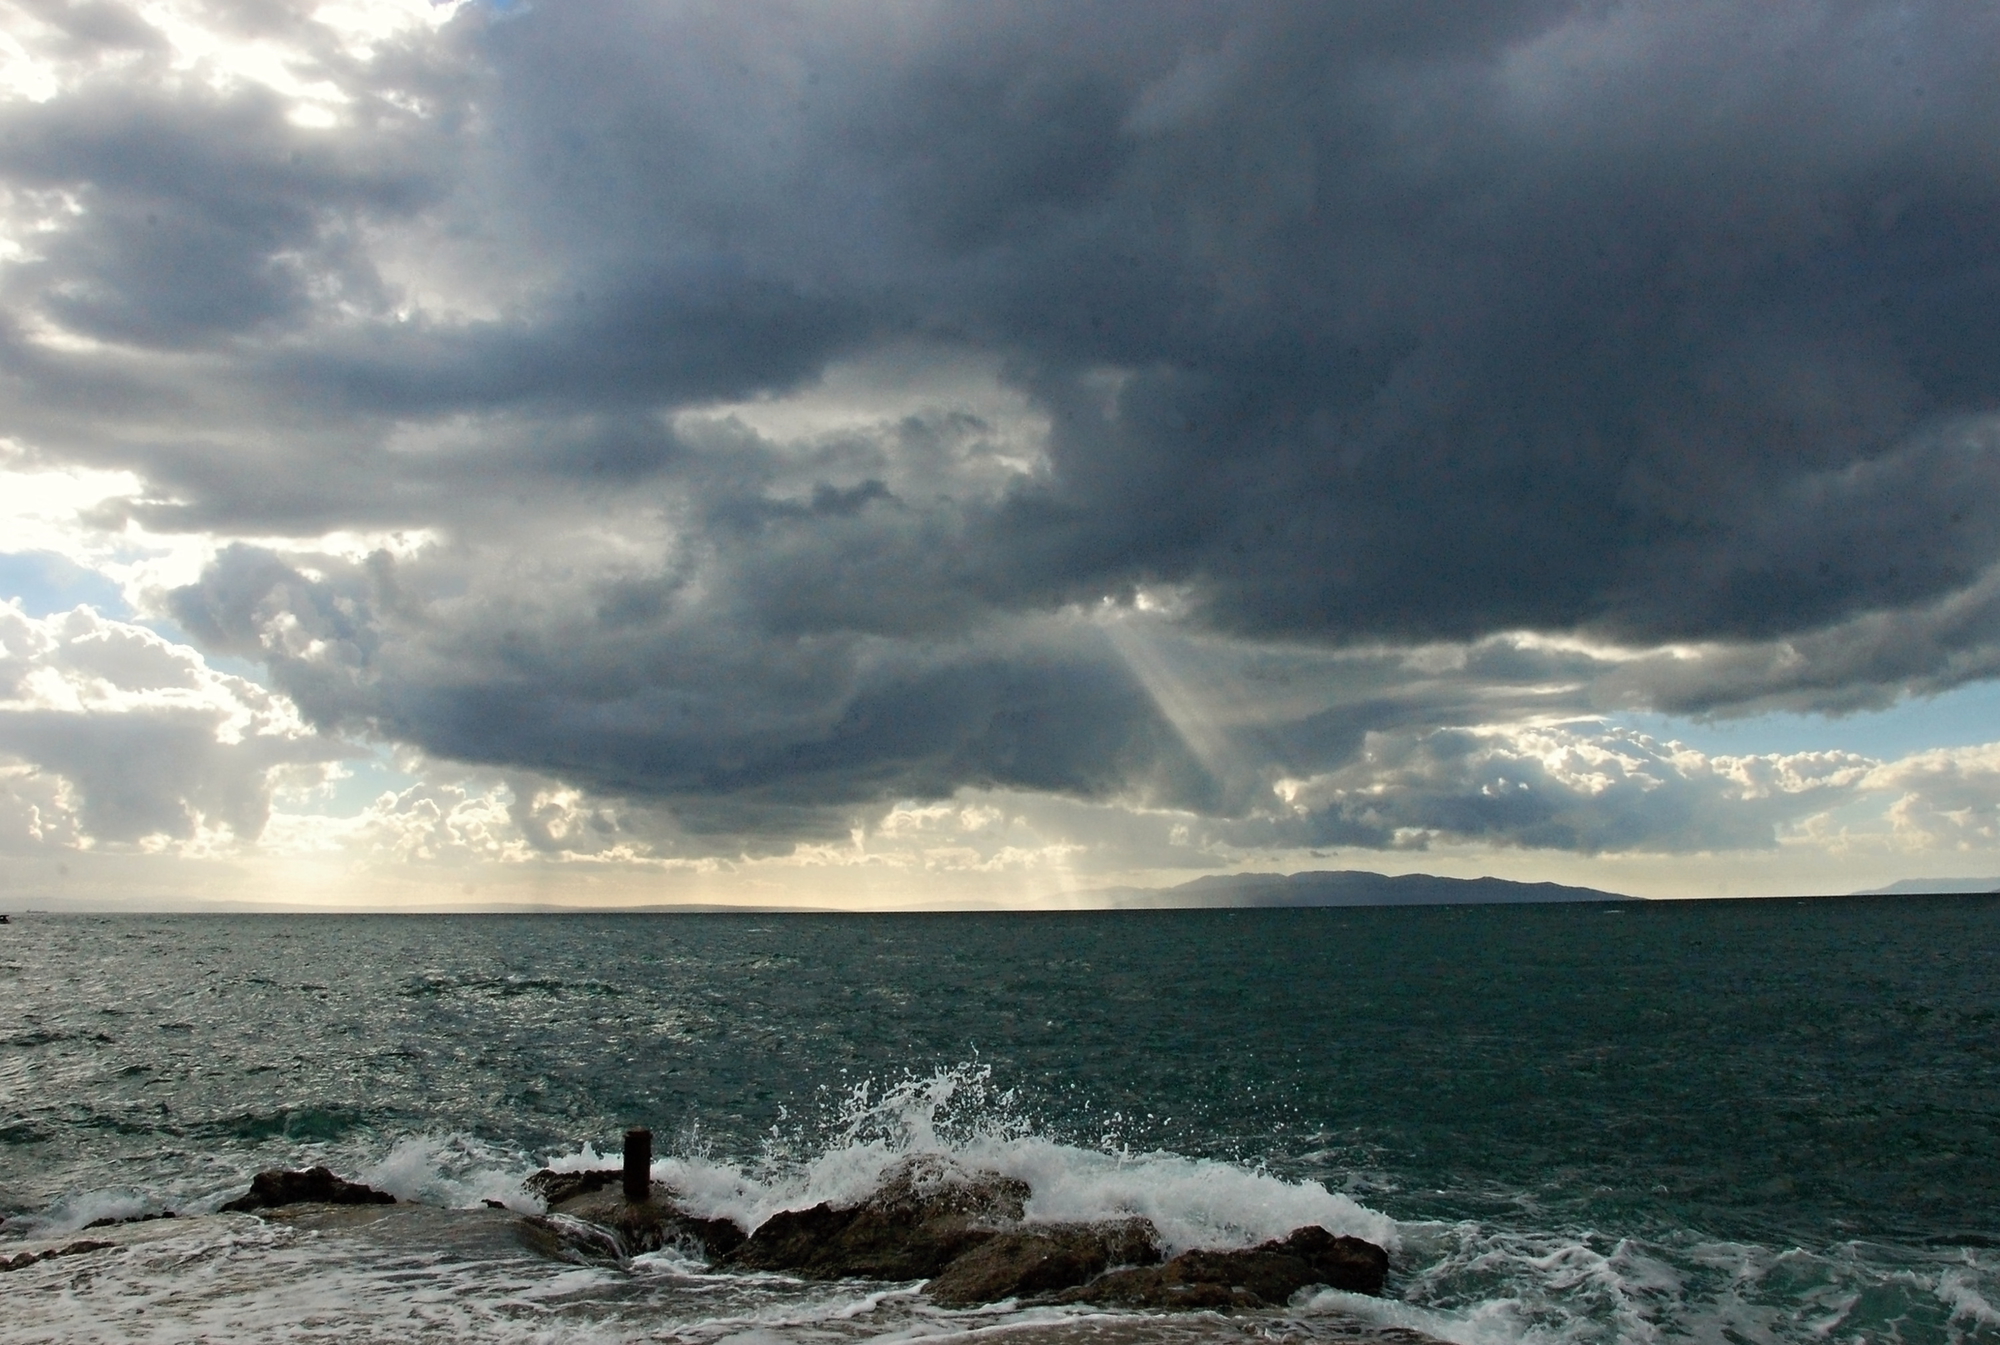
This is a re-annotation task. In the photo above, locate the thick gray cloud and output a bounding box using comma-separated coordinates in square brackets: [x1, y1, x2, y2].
[8, 0, 2000, 854]
[167, 540, 1217, 847]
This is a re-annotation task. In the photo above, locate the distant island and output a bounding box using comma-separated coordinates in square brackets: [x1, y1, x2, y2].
[1092, 869, 1634, 909]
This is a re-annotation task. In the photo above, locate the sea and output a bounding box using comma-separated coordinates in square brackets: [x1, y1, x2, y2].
[2, 897, 1997, 1344]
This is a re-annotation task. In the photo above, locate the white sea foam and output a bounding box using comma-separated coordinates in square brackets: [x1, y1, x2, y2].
[26, 1186, 155, 1232]
[244, 1064, 1396, 1266]
[12, 1172, 235, 1235]
[10, 1062, 1997, 1345]
[10, 1167, 1995, 1345]
[0, 1212, 634, 1345]
[1363, 1215, 2000, 1345]
[520, 1063, 1402, 1255]
[1938, 1264, 2000, 1332]
[647, 1135, 1397, 1257]
[363, 1133, 543, 1212]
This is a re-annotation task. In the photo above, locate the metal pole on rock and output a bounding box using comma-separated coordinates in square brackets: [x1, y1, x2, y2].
[623, 1127, 652, 1203]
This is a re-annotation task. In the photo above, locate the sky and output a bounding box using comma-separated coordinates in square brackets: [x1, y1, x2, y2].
[4, 0, 2000, 910]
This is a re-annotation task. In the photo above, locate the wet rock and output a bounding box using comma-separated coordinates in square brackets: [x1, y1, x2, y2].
[728, 1200, 853, 1270]
[516, 1211, 631, 1264]
[925, 1217, 1161, 1306]
[727, 1155, 1031, 1280]
[523, 1167, 618, 1208]
[220, 1166, 396, 1213]
[1, 1239, 115, 1272]
[84, 1210, 177, 1229]
[520, 1166, 746, 1262]
[545, 1185, 746, 1259]
[1056, 1225, 1389, 1310]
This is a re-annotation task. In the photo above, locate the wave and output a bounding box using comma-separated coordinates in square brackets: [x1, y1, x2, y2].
[559, 1063, 1400, 1256]
[8, 1063, 1998, 1344]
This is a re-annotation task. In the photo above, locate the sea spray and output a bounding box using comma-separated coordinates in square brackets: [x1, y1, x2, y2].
[7, 907, 1999, 1344]
[532, 1061, 1401, 1254]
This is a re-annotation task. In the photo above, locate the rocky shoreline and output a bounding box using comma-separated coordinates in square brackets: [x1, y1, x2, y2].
[0, 1157, 1446, 1342]
[196, 1154, 1394, 1315]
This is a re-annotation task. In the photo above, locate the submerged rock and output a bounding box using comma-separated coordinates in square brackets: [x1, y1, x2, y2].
[220, 1167, 396, 1213]
[1054, 1225, 1389, 1310]
[1, 1239, 115, 1272]
[727, 1155, 1031, 1280]
[925, 1217, 1161, 1306]
[522, 1167, 618, 1208]
[84, 1211, 177, 1230]
[549, 1186, 745, 1259]
[521, 1166, 745, 1262]
[517, 1211, 632, 1264]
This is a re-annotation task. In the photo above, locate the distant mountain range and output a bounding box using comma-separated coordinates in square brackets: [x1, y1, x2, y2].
[1853, 877, 2000, 895]
[1092, 869, 1634, 908]
[22, 874, 1997, 914]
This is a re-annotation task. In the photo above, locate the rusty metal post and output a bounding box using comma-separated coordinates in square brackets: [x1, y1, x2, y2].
[622, 1127, 652, 1203]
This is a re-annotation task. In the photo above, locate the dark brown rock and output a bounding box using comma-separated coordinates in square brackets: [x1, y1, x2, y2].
[523, 1167, 619, 1208]
[727, 1155, 1031, 1280]
[1056, 1225, 1389, 1310]
[1, 1239, 115, 1272]
[545, 1185, 745, 1260]
[84, 1210, 176, 1229]
[863, 1155, 1033, 1227]
[220, 1166, 396, 1213]
[729, 1200, 854, 1270]
[925, 1218, 1161, 1306]
[516, 1211, 630, 1264]
[519, 1165, 747, 1263]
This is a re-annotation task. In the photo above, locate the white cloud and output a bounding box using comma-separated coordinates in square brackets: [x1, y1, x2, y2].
[1262, 722, 1877, 855]
[0, 755, 85, 849]
[0, 443, 150, 561]
[0, 601, 344, 850]
[278, 777, 520, 863]
[1869, 743, 2000, 850]
[20, 580, 2000, 903]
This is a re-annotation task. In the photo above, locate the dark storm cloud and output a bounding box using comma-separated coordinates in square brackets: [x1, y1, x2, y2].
[240, 266, 866, 426]
[0, 83, 437, 347]
[11, 0, 2000, 851]
[167, 540, 1216, 845]
[432, 0, 2000, 644]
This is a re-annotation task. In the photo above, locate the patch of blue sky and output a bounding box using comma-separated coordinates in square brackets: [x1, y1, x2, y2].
[314, 746, 417, 816]
[0, 551, 129, 617]
[1, 550, 275, 685]
[1608, 678, 2000, 761]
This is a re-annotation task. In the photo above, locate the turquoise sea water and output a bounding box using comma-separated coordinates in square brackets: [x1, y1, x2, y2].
[2, 898, 1997, 1343]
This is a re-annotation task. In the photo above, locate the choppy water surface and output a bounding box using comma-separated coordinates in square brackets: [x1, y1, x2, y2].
[2, 898, 1997, 1343]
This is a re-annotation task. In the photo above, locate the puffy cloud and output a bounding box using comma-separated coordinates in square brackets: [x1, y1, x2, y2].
[1255, 724, 1876, 854]
[0, 602, 344, 849]
[1870, 744, 2000, 850]
[284, 777, 522, 864]
[0, 755, 84, 850]
[5, 0, 2000, 874]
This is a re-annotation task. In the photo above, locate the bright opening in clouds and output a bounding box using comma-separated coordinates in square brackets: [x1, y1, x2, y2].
[5, 0, 2000, 907]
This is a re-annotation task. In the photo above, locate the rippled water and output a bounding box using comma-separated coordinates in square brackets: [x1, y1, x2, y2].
[2, 899, 1997, 1342]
